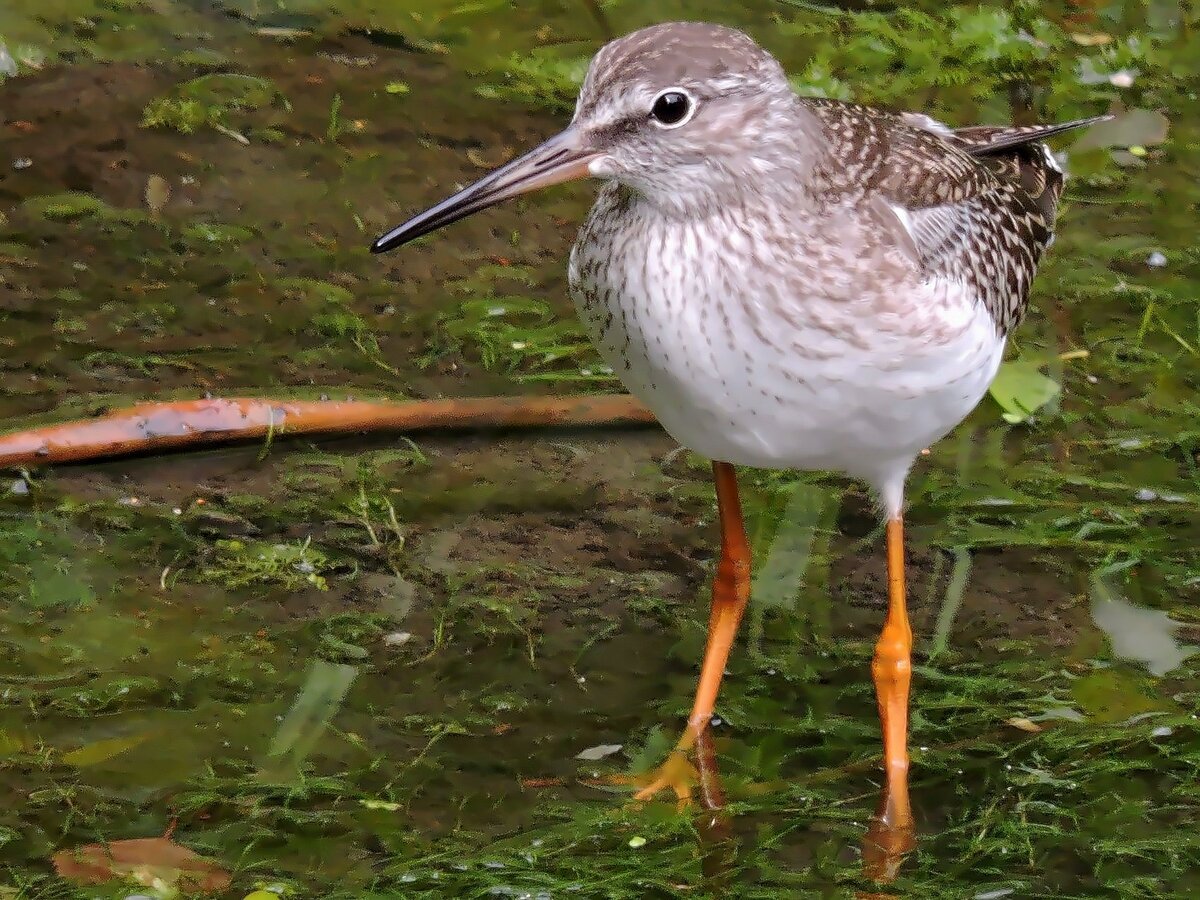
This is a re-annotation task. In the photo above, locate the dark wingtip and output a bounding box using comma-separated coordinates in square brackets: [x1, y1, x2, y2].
[963, 113, 1115, 157]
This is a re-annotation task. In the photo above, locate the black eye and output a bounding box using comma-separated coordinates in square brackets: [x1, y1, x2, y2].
[651, 91, 691, 126]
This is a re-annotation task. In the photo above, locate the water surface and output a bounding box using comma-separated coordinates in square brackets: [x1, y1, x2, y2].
[1, 1, 1198, 897]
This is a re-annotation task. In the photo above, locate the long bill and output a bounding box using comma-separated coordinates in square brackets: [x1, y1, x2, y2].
[370, 126, 601, 253]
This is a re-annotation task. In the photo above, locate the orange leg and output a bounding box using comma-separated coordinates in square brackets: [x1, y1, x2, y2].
[861, 516, 916, 881]
[629, 460, 751, 803]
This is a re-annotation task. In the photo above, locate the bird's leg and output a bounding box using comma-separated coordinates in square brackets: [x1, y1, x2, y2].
[861, 516, 916, 881]
[619, 461, 751, 805]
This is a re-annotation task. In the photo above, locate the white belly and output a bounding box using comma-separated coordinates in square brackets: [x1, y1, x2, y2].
[568, 194, 1006, 495]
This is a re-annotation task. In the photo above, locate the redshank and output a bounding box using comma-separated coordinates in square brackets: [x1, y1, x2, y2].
[371, 21, 1103, 833]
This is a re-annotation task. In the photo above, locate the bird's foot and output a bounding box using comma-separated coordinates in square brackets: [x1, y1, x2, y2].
[606, 749, 699, 809]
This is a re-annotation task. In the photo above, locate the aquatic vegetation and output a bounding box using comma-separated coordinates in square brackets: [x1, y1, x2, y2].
[421, 264, 614, 381]
[778, 3, 1178, 114]
[141, 73, 285, 139]
[430, 295, 606, 378]
[196, 538, 336, 592]
[0, 0, 1197, 897]
[477, 51, 590, 113]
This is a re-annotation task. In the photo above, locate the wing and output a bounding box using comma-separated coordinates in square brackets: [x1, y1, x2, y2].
[802, 99, 1103, 332]
[948, 116, 1111, 155]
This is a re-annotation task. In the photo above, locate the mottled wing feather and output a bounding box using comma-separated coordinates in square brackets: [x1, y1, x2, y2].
[952, 117, 1107, 224]
[804, 98, 994, 204]
[801, 99, 1099, 333]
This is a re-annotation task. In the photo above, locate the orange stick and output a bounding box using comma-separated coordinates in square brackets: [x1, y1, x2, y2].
[0, 394, 657, 469]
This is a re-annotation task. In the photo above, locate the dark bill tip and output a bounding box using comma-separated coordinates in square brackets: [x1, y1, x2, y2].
[370, 127, 599, 255]
[370, 227, 410, 255]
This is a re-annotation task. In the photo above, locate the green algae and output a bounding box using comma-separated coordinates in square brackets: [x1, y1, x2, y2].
[0, 0, 1198, 897]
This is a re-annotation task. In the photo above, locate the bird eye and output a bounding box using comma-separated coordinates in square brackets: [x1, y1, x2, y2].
[650, 90, 693, 128]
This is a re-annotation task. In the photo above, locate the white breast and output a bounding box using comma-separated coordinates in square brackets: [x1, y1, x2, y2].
[568, 187, 1006, 499]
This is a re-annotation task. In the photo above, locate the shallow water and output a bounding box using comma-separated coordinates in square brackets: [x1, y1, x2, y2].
[1, 1, 1199, 897]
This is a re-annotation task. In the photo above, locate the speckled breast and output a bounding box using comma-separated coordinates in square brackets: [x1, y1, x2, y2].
[567, 183, 1006, 484]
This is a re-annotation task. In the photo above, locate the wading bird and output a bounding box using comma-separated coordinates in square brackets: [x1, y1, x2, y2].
[371, 20, 1103, 850]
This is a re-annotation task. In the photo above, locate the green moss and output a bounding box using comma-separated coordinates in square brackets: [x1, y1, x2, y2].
[476, 51, 589, 113]
[196, 538, 335, 592]
[141, 73, 284, 137]
[19, 191, 145, 225]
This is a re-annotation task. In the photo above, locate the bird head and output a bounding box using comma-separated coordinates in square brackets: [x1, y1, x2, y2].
[371, 22, 808, 253]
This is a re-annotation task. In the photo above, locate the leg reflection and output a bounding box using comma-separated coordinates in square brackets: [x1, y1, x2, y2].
[860, 777, 916, 884]
[692, 725, 737, 893]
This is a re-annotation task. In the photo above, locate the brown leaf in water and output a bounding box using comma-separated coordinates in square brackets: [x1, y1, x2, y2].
[52, 837, 231, 893]
[1005, 716, 1043, 733]
[144, 174, 171, 215]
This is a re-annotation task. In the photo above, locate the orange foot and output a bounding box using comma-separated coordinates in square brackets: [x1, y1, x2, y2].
[606, 750, 699, 808]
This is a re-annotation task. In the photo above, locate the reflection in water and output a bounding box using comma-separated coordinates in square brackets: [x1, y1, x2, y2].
[926, 428, 976, 660]
[860, 777, 916, 886]
[749, 480, 918, 887]
[262, 659, 358, 778]
[687, 725, 916, 892]
[693, 726, 736, 893]
[927, 546, 973, 660]
[1090, 576, 1197, 676]
[748, 481, 841, 651]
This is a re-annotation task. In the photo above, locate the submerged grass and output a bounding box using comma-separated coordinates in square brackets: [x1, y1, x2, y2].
[0, 0, 1198, 897]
